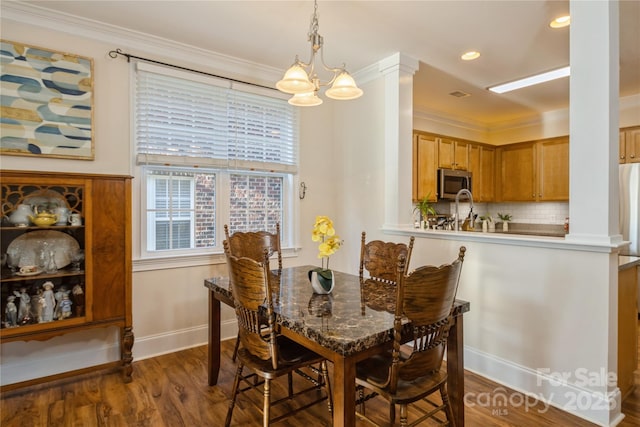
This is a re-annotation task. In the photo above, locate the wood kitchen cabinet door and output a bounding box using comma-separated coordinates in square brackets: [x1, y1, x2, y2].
[499, 142, 536, 201]
[413, 133, 438, 201]
[537, 137, 569, 201]
[438, 138, 469, 170]
[469, 144, 495, 202]
[620, 127, 640, 164]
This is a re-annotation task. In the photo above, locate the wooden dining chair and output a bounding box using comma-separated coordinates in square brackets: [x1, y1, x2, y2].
[359, 232, 415, 284]
[224, 223, 282, 361]
[224, 223, 283, 272]
[355, 246, 466, 427]
[224, 250, 332, 427]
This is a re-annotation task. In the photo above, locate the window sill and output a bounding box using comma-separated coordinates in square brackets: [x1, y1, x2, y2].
[133, 247, 301, 272]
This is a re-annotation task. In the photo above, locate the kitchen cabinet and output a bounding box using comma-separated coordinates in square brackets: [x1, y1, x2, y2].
[498, 142, 536, 201]
[620, 127, 640, 164]
[438, 138, 469, 170]
[618, 262, 638, 400]
[498, 137, 569, 202]
[469, 144, 495, 202]
[537, 137, 569, 201]
[1, 170, 133, 391]
[413, 133, 438, 202]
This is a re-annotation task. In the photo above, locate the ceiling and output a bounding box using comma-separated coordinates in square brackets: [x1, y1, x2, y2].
[18, 0, 640, 126]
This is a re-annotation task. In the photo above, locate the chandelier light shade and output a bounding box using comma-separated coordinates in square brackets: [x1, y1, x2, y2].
[288, 91, 323, 106]
[325, 71, 363, 100]
[276, 0, 363, 106]
[276, 64, 314, 94]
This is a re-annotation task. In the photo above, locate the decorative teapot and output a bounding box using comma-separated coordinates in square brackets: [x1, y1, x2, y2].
[7, 204, 33, 227]
[29, 205, 58, 227]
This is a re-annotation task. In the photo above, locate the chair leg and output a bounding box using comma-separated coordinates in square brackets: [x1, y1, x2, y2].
[321, 361, 333, 415]
[441, 384, 456, 427]
[232, 332, 240, 362]
[357, 387, 365, 415]
[390, 403, 397, 426]
[225, 363, 244, 427]
[399, 403, 408, 427]
[288, 372, 294, 398]
[263, 378, 271, 427]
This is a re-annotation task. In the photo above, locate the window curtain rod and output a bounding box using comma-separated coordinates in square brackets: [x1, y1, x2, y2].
[108, 48, 275, 91]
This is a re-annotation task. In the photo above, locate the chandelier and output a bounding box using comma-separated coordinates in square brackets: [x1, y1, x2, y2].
[276, 0, 363, 106]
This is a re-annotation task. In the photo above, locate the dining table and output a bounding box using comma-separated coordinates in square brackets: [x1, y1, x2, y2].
[204, 265, 470, 427]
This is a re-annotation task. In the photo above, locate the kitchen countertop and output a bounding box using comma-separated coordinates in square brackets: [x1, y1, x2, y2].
[384, 225, 630, 254]
[619, 255, 640, 271]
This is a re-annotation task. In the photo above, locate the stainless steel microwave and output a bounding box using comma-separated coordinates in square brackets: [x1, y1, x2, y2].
[438, 169, 472, 200]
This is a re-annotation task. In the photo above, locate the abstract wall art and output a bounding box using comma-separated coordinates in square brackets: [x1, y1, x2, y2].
[1, 40, 94, 160]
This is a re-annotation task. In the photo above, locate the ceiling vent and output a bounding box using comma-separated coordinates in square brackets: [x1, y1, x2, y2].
[449, 90, 470, 98]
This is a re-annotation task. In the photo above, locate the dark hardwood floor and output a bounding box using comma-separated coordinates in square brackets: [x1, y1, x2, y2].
[2, 336, 639, 426]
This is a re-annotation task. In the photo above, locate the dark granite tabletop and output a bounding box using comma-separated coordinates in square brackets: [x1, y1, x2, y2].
[205, 265, 469, 357]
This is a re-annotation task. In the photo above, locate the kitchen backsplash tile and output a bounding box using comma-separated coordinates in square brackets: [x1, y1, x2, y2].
[444, 202, 569, 224]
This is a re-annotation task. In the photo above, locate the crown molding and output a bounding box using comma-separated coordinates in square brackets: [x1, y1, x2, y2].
[620, 93, 640, 110]
[413, 107, 489, 135]
[1, 2, 283, 87]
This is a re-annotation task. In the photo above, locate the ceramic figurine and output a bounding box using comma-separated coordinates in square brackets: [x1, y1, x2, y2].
[72, 284, 85, 317]
[14, 287, 31, 324]
[5, 296, 18, 327]
[54, 286, 69, 320]
[31, 289, 45, 323]
[59, 294, 73, 319]
[41, 281, 56, 322]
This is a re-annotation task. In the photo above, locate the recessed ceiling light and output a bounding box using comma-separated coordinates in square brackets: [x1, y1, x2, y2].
[461, 51, 480, 61]
[550, 15, 570, 28]
[488, 66, 570, 94]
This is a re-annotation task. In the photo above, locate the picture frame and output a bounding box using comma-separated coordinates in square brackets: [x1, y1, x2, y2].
[1, 40, 95, 160]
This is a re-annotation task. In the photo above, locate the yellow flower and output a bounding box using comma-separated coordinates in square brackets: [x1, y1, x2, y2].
[312, 215, 335, 241]
[312, 216, 341, 269]
[318, 235, 342, 258]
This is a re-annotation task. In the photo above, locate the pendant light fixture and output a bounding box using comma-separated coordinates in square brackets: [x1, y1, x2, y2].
[276, 0, 363, 106]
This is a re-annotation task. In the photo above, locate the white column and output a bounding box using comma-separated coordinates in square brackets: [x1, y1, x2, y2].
[567, 0, 622, 247]
[568, 1, 622, 426]
[378, 53, 419, 228]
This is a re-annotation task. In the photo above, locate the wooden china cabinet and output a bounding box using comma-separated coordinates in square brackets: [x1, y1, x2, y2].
[0, 170, 133, 391]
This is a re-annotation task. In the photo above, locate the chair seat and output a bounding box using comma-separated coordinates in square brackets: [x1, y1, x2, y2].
[356, 352, 447, 404]
[238, 335, 325, 376]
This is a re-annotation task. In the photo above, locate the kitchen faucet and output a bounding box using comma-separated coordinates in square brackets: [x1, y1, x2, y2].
[454, 189, 474, 231]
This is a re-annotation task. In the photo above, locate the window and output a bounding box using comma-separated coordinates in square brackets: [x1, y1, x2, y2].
[135, 62, 298, 257]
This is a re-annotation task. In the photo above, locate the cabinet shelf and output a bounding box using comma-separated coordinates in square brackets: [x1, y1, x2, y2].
[0, 225, 84, 231]
[1, 316, 88, 340]
[1, 269, 85, 282]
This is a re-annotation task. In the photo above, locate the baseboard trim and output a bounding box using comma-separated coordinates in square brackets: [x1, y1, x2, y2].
[132, 320, 237, 361]
[464, 346, 624, 426]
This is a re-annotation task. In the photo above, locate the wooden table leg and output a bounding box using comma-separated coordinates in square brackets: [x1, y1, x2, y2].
[447, 313, 465, 426]
[208, 291, 221, 386]
[332, 356, 356, 427]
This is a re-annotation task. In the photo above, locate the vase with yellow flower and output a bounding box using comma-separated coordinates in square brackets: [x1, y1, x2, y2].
[309, 215, 342, 294]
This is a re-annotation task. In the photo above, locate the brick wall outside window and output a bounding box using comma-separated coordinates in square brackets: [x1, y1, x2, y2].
[229, 174, 282, 234]
[195, 173, 216, 248]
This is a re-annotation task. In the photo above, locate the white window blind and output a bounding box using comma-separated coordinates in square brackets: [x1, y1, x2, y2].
[135, 62, 298, 173]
